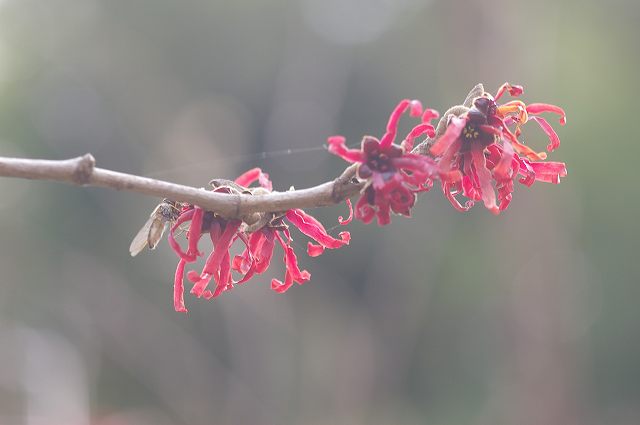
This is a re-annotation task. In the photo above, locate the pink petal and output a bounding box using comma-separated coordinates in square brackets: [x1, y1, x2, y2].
[494, 82, 524, 101]
[168, 209, 197, 262]
[354, 193, 376, 224]
[255, 229, 276, 273]
[530, 161, 567, 184]
[430, 115, 466, 156]
[271, 231, 311, 293]
[402, 123, 436, 151]
[235, 167, 273, 190]
[526, 103, 567, 125]
[421, 108, 440, 123]
[497, 118, 548, 161]
[470, 145, 499, 214]
[392, 154, 439, 178]
[530, 116, 561, 152]
[285, 209, 351, 250]
[380, 99, 421, 148]
[173, 259, 188, 313]
[492, 137, 515, 182]
[409, 99, 424, 117]
[338, 198, 353, 225]
[516, 156, 536, 187]
[442, 182, 474, 212]
[190, 220, 241, 297]
[187, 207, 204, 257]
[327, 136, 365, 163]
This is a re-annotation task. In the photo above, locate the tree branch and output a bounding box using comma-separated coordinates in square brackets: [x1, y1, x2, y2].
[0, 153, 362, 217]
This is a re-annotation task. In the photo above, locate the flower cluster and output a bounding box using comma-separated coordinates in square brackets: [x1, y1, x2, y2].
[328, 99, 442, 225]
[132, 82, 567, 312]
[429, 83, 567, 214]
[169, 168, 350, 312]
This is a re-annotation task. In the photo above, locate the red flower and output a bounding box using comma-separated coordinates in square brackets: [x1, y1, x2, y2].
[169, 168, 350, 312]
[328, 99, 440, 225]
[430, 83, 567, 214]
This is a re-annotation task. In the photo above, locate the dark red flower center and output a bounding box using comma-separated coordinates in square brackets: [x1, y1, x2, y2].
[366, 151, 393, 173]
[462, 124, 481, 141]
[358, 137, 404, 181]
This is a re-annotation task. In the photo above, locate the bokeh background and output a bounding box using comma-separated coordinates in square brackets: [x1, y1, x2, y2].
[0, 0, 638, 424]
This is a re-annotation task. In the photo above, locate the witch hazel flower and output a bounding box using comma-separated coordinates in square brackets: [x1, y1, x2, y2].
[430, 83, 567, 214]
[328, 99, 441, 225]
[168, 168, 350, 312]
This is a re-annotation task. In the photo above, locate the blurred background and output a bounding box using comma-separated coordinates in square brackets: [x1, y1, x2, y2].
[0, 0, 637, 424]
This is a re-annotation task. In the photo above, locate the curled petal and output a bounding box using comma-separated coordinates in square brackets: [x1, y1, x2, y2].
[430, 115, 466, 156]
[421, 108, 440, 123]
[409, 99, 424, 117]
[234, 167, 272, 190]
[498, 118, 548, 161]
[494, 82, 524, 101]
[380, 99, 421, 148]
[327, 136, 365, 163]
[285, 209, 351, 251]
[339, 198, 353, 225]
[402, 123, 436, 151]
[526, 103, 567, 125]
[190, 220, 242, 297]
[388, 185, 416, 216]
[442, 182, 474, 212]
[271, 231, 311, 293]
[530, 116, 561, 152]
[308, 232, 350, 257]
[169, 209, 197, 262]
[354, 192, 376, 224]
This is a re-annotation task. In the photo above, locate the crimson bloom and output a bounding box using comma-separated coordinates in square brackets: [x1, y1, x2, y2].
[169, 168, 350, 312]
[430, 83, 567, 214]
[328, 99, 441, 225]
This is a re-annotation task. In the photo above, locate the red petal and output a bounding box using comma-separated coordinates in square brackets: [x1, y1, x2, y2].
[530, 161, 567, 184]
[492, 138, 515, 181]
[190, 220, 241, 297]
[173, 259, 188, 313]
[286, 209, 350, 251]
[498, 118, 548, 161]
[402, 123, 436, 151]
[442, 181, 474, 212]
[494, 82, 524, 101]
[234, 167, 273, 190]
[339, 198, 353, 225]
[327, 136, 365, 163]
[470, 145, 499, 214]
[430, 116, 466, 156]
[168, 209, 197, 262]
[271, 231, 311, 293]
[255, 229, 276, 273]
[380, 99, 422, 148]
[526, 103, 567, 125]
[421, 108, 440, 123]
[187, 207, 204, 257]
[530, 116, 561, 152]
[354, 193, 376, 224]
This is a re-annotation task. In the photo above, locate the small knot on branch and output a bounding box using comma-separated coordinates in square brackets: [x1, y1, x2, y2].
[72, 153, 95, 185]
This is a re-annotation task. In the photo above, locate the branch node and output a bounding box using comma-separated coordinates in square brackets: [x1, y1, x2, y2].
[72, 153, 96, 185]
